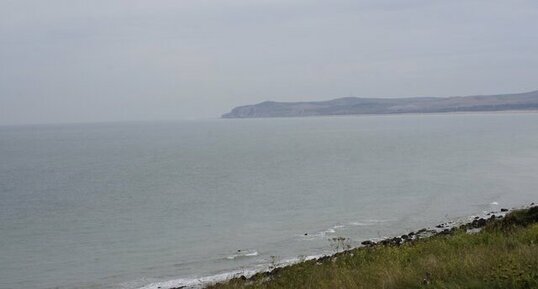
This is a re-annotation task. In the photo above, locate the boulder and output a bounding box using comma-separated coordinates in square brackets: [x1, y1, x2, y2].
[361, 240, 375, 246]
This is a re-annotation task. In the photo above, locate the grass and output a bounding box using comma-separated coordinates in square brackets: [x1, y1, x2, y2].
[207, 206, 538, 289]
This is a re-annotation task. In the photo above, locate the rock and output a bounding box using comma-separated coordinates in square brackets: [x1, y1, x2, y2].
[361, 240, 375, 246]
[391, 237, 402, 245]
[401, 234, 409, 240]
[471, 218, 487, 228]
[435, 224, 444, 228]
[501, 208, 509, 212]
[439, 229, 451, 235]
[239, 275, 247, 281]
[304, 233, 308, 236]
[318, 256, 330, 262]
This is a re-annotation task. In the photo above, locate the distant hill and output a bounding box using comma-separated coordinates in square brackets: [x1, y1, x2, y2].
[222, 90, 538, 118]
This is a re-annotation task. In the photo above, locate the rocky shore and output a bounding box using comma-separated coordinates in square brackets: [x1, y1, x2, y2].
[198, 202, 537, 289]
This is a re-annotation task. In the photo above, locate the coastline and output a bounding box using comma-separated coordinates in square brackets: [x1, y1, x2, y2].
[142, 202, 536, 289]
[222, 90, 538, 119]
[222, 109, 538, 120]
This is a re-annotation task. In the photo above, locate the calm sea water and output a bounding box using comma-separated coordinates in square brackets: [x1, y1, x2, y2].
[1, 113, 538, 289]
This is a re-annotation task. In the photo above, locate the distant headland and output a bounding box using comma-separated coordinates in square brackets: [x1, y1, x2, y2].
[222, 90, 538, 118]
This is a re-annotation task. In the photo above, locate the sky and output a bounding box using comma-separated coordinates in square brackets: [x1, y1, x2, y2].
[1, 0, 537, 125]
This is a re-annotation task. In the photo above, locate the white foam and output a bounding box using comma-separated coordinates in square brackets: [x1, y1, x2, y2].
[365, 219, 390, 223]
[349, 221, 368, 226]
[333, 225, 345, 229]
[349, 219, 390, 226]
[490, 201, 499, 205]
[302, 228, 338, 240]
[370, 237, 388, 242]
[139, 253, 328, 289]
[279, 254, 325, 266]
[279, 257, 300, 265]
[138, 269, 258, 289]
[226, 250, 259, 260]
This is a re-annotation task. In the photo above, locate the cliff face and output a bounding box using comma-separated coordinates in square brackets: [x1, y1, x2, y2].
[222, 90, 538, 118]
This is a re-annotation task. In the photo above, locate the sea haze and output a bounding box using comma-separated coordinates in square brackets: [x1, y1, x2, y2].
[1, 112, 538, 289]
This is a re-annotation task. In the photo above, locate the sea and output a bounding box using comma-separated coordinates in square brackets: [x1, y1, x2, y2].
[1, 112, 537, 289]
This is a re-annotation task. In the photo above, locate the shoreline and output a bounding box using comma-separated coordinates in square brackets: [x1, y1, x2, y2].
[142, 202, 536, 289]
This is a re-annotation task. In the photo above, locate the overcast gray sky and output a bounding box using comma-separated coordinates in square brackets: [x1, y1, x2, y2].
[1, 0, 537, 125]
